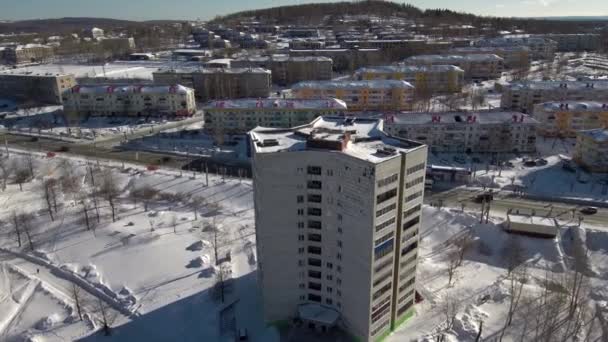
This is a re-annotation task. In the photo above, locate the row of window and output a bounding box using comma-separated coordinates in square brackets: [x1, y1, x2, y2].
[371, 319, 390, 337]
[373, 269, 393, 288]
[371, 299, 392, 324]
[377, 173, 399, 188]
[405, 176, 424, 189]
[376, 203, 396, 218]
[403, 216, 420, 232]
[375, 216, 396, 233]
[403, 204, 421, 219]
[405, 191, 423, 203]
[303, 259, 342, 272]
[401, 241, 418, 257]
[374, 257, 393, 275]
[374, 238, 394, 261]
[398, 288, 415, 305]
[407, 162, 426, 175]
[397, 298, 414, 317]
[372, 282, 392, 301]
[400, 252, 417, 271]
[375, 230, 395, 247]
[399, 277, 416, 294]
[377, 188, 398, 204]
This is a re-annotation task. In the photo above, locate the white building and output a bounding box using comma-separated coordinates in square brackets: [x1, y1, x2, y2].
[62, 84, 196, 119]
[533, 101, 608, 137]
[473, 37, 557, 60]
[403, 54, 504, 80]
[574, 128, 608, 173]
[384, 111, 539, 153]
[251, 116, 427, 341]
[354, 65, 465, 94]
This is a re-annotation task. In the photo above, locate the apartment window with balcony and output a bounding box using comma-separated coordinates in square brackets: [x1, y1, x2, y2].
[308, 221, 322, 230]
[375, 217, 396, 232]
[376, 203, 396, 217]
[403, 216, 420, 232]
[372, 282, 392, 300]
[309, 270, 322, 279]
[307, 180, 322, 189]
[308, 293, 321, 302]
[297, 195, 304, 203]
[307, 194, 322, 203]
[308, 246, 322, 255]
[407, 163, 426, 175]
[308, 282, 322, 291]
[401, 241, 418, 256]
[374, 238, 394, 260]
[307, 166, 322, 175]
[307, 208, 322, 216]
[308, 233, 322, 242]
[377, 188, 398, 204]
[377, 173, 398, 188]
[308, 258, 322, 267]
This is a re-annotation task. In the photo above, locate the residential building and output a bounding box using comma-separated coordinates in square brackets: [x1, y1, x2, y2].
[99, 37, 136, 55]
[153, 67, 271, 101]
[534, 34, 601, 52]
[62, 84, 196, 119]
[448, 46, 530, 69]
[501, 81, 608, 114]
[341, 39, 451, 60]
[473, 37, 557, 60]
[574, 129, 608, 173]
[403, 54, 504, 80]
[0, 71, 76, 104]
[284, 28, 320, 38]
[292, 80, 414, 112]
[504, 214, 559, 238]
[533, 101, 608, 137]
[354, 65, 465, 94]
[383, 112, 538, 153]
[289, 39, 326, 50]
[203, 98, 347, 135]
[251, 116, 427, 342]
[2, 44, 55, 65]
[289, 48, 385, 73]
[231, 56, 332, 86]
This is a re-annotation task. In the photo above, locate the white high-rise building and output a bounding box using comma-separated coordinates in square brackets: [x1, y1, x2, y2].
[250, 116, 428, 341]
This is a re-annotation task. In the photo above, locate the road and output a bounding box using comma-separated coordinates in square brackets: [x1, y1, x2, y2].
[425, 187, 608, 227]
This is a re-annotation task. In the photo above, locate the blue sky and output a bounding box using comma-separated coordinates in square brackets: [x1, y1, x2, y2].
[0, 0, 606, 21]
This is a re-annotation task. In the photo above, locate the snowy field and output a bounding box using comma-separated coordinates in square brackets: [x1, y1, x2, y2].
[0, 149, 606, 341]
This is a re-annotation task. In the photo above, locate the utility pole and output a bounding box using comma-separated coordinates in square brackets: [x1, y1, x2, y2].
[205, 163, 209, 187]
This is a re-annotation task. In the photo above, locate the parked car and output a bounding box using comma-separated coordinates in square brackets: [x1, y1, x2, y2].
[580, 207, 598, 215]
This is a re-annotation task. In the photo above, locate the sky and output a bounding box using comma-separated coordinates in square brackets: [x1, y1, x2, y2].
[0, 0, 606, 21]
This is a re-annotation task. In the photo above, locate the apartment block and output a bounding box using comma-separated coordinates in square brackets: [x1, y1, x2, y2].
[2, 44, 55, 65]
[403, 54, 504, 80]
[574, 129, 608, 173]
[384, 112, 538, 153]
[341, 39, 451, 60]
[292, 80, 414, 112]
[501, 81, 608, 114]
[289, 48, 385, 73]
[203, 98, 347, 135]
[535, 34, 602, 52]
[355, 65, 465, 94]
[448, 46, 530, 69]
[251, 116, 427, 341]
[473, 37, 557, 60]
[231, 56, 332, 86]
[533, 101, 608, 137]
[0, 71, 76, 104]
[153, 67, 271, 101]
[62, 84, 196, 119]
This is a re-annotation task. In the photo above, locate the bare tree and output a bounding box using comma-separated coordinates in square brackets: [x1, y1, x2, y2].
[138, 185, 158, 212]
[99, 169, 120, 222]
[18, 213, 35, 251]
[212, 263, 232, 304]
[171, 214, 178, 234]
[42, 178, 59, 221]
[454, 232, 474, 267]
[446, 251, 459, 287]
[10, 211, 22, 248]
[502, 234, 525, 275]
[0, 158, 12, 191]
[14, 165, 31, 191]
[190, 196, 206, 221]
[95, 298, 117, 336]
[71, 283, 84, 321]
[499, 263, 528, 341]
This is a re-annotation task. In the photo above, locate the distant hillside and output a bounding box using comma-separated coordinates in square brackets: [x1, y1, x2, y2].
[0, 17, 185, 35]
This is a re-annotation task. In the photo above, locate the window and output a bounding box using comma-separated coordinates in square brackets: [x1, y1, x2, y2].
[397, 300, 413, 316]
[405, 176, 424, 189]
[338, 227, 343, 234]
[337, 214, 343, 221]
[374, 258, 393, 274]
[326, 262, 333, 269]
[298, 235, 305, 241]
[309, 270, 322, 279]
[336, 253, 342, 260]
[308, 221, 322, 229]
[407, 163, 425, 175]
[399, 277, 416, 293]
[336, 278, 342, 285]
[371, 300, 391, 324]
[307, 166, 322, 175]
[405, 191, 422, 203]
[377, 173, 398, 188]
[374, 238, 394, 260]
[307, 208, 322, 216]
[337, 289, 342, 297]
[375, 231, 395, 247]
[298, 222, 304, 229]
[326, 298, 333, 305]
[307, 180, 322, 189]
[308, 282, 322, 291]
[297, 195, 304, 203]
[308, 246, 322, 255]
[297, 209, 304, 216]
[308, 233, 322, 242]
[400, 253, 417, 270]
[376, 203, 396, 217]
[375, 217, 396, 232]
[337, 301, 342, 308]
[327, 287, 333, 293]
[337, 240, 343, 248]
[299, 283, 305, 289]
[298, 247, 305, 254]
[307, 194, 322, 203]
[337, 265, 342, 273]
[373, 269, 393, 287]
[377, 188, 398, 204]
[403, 216, 420, 232]
[308, 258, 322, 267]
[326, 274, 333, 281]
[298, 260, 304, 266]
[308, 293, 321, 302]
[403, 204, 421, 219]
[372, 282, 392, 300]
[401, 241, 418, 256]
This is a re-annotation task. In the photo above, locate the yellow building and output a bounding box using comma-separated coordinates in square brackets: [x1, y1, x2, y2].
[355, 65, 464, 94]
[291, 80, 414, 111]
[574, 129, 608, 173]
[533, 102, 608, 137]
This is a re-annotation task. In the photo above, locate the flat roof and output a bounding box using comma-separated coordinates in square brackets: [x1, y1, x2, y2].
[356, 64, 464, 74]
[205, 98, 347, 110]
[506, 80, 608, 91]
[234, 56, 332, 62]
[507, 214, 557, 226]
[66, 84, 193, 95]
[390, 111, 539, 125]
[405, 54, 504, 63]
[292, 79, 414, 90]
[537, 101, 608, 111]
[250, 116, 424, 164]
[155, 67, 271, 74]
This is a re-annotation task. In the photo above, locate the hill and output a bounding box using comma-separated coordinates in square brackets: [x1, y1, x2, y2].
[0, 17, 185, 35]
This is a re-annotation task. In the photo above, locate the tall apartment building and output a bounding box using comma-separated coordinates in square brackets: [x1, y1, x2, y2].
[501, 81, 608, 114]
[533, 101, 608, 137]
[2, 44, 55, 65]
[289, 48, 385, 73]
[251, 116, 427, 341]
[231, 56, 332, 86]
[62, 84, 196, 119]
[473, 37, 557, 60]
[292, 80, 414, 112]
[153, 67, 271, 101]
[203, 98, 347, 135]
[448, 46, 530, 69]
[384, 112, 538, 153]
[403, 54, 504, 80]
[534, 34, 601, 52]
[354, 65, 465, 94]
[0, 71, 76, 104]
[574, 129, 608, 173]
[341, 39, 451, 60]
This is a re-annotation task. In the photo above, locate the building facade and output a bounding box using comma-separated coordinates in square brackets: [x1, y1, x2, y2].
[535, 34, 602, 52]
[403, 54, 504, 80]
[574, 129, 608, 173]
[448, 46, 530, 69]
[0, 72, 76, 104]
[501, 81, 608, 114]
[231, 56, 333, 86]
[251, 116, 427, 341]
[289, 48, 385, 73]
[203, 98, 347, 135]
[2, 44, 55, 65]
[473, 37, 557, 60]
[384, 112, 538, 153]
[153, 68, 271, 101]
[292, 80, 414, 112]
[354, 65, 465, 94]
[533, 101, 608, 137]
[62, 84, 196, 119]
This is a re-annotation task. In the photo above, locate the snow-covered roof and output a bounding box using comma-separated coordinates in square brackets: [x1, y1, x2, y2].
[389, 112, 539, 125]
[204, 98, 347, 110]
[66, 84, 193, 95]
[404, 54, 503, 63]
[297, 304, 340, 326]
[537, 101, 608, 112]
[356, 65, 464, 74]
[577, 128, 608, 143]
[450, 46, 530, 53]
[506, 81, 608, 91]
[289, 48, 380, 53]
[235, 56, 332, 63]
[250, 116, 425, 164]
[292, 79, 414, 90]
[156, 67, 271, 75]
[507, 214, 557, 227]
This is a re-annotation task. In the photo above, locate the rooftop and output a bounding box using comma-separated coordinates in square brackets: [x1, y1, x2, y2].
[404, 54, 504, 63]
[250, 116, 424, 164]
[578, 128, 608, 143]
[65, 84, 193, 95]
[155, 67, 271, 75]
[537, 101, 608, 112]
[204, 98, 347, 110]
[235, 56, 332, 62]
[506, 80, 608, 91]
[356, 65, 464, 74]
[292, 79, 414, 90]
[389, 111, 539, 125]
[507, 214, 558, 227]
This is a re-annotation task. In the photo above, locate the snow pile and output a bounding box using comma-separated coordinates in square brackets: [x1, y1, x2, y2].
[451, 304, 489, 340]
[186, 240, 211, 252]
[187, 255, 210, 268]
[36, 313, 61, 330]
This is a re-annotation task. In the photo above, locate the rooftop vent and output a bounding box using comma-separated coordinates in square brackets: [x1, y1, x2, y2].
[376, 146, 398, 156]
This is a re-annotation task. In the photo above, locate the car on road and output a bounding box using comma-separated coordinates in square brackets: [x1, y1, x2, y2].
[580, 207, 598, 215]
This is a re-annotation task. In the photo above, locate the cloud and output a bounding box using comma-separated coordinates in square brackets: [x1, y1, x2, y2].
[520, 0, 559, 6]
[495, 4, 506, 8]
